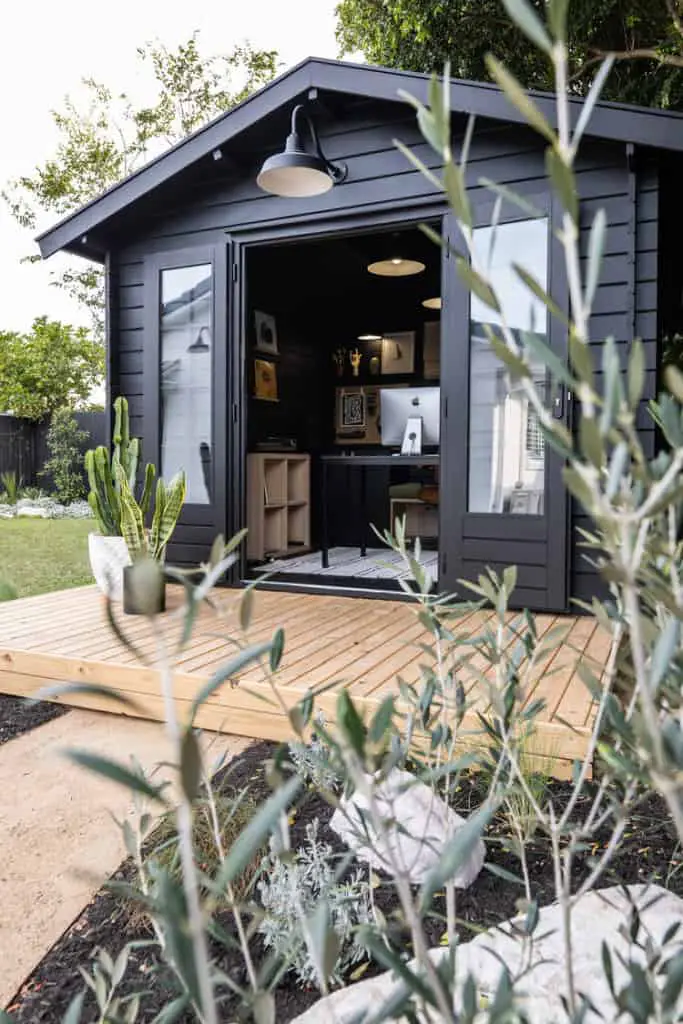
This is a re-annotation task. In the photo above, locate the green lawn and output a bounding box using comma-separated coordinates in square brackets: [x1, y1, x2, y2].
[0, 518, 94, 598]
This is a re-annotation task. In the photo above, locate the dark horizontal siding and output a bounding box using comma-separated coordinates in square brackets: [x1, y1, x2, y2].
[571, 154, 659, 606]
[108, 106, 661, 594]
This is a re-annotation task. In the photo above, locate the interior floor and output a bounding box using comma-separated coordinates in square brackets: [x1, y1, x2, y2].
[255, 546, 438, 581]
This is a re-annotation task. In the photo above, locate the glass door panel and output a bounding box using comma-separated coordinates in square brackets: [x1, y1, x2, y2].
[439, 202, 568, 611]
[467, 219, 548, 516]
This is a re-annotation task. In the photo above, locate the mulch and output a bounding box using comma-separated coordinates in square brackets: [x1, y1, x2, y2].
[6, 740, 682, 1022]
[0, 694, 68, 746]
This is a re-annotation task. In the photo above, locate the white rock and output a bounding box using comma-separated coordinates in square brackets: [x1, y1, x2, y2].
[16, 506, 49, 518]
[453, 883, 683, 1022]
[292, 884, 683, 1024]
[330, 767, 485, 887]
[291, 961, 444, 1023]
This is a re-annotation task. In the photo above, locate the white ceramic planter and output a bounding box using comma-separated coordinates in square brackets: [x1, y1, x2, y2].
[88, 533, 131, 602]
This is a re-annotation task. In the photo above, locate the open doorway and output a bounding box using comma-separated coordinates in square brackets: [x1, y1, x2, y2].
[242, 223, 442, 593]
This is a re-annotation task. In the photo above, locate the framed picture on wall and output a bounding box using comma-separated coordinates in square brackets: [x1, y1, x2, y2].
[339, 389, 366, 430]
[254, 310, 278, 355]
[381, 331, 415, 375]
[254, 358, 278, 402]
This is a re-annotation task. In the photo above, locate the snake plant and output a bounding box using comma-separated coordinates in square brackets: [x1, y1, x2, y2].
[117, 462, 186, 562]
[85, 396, 154, 536]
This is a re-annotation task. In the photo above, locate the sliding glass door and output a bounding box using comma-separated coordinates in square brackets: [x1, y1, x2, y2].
[439, 199, 569, 611]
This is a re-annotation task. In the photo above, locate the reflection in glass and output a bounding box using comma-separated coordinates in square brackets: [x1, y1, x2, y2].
[160, 264, 213, 504]
[468, 219, 548, 515]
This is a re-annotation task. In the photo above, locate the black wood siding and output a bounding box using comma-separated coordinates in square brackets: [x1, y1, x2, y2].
[571, 154, 659, 605]
[109, 102, 661, 605]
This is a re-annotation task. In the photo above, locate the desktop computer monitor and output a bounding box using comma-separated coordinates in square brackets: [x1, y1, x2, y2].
[380, 387, 440, 451]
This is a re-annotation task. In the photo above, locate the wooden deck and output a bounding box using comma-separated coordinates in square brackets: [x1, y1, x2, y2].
[0, 586, 611, 779]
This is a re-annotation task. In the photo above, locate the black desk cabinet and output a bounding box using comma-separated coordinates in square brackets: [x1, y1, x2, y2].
[319, 454, 440, 568]
[321, 462, 390, 549]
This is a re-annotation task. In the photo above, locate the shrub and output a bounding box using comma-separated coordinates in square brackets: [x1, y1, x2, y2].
[18, 486, 46, 500]
[0, 470, 20, 504]
[289, 718, 341, 790]
[41, 407, 88, 505]
[144, 785, 264, 904]
[257, 819, 373, 986]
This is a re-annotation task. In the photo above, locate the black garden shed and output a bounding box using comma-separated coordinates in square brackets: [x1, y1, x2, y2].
[36, 57, 683, 612]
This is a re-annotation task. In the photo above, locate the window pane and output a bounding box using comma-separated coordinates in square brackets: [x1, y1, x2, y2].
[160, 264, 212, 504]
[468, 219, 548, 515]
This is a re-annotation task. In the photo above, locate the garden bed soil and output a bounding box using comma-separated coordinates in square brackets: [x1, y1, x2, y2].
[0, 694, 67, 746]
[7, 741, 682, 1022]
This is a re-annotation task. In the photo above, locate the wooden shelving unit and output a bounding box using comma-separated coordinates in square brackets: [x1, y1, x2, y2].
[389, 496, 439, 540]
[247, 453, 311, 561]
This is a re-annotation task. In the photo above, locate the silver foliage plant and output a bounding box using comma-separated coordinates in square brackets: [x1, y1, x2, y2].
[12, 1, 683, 1022]
[257, 819, 373, 986]
[288, 713, 343, 790]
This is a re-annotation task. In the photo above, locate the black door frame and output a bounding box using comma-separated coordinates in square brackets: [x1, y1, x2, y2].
[226, 199, 448, 592]
[439, 192, 569, 611]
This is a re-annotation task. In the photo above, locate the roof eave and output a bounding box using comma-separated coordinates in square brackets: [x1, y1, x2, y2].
[36, 58, 317, 259]
[36, 56, 683, 260]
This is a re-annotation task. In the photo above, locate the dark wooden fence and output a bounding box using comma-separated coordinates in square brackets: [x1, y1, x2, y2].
[0, 412, 106, 489]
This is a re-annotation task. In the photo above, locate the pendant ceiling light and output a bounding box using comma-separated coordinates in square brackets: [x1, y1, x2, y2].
[421, 296, 442, 310]
[256, 104, 348, 198]
[367, 256, 426, 277]
[357, 332, 382, 341]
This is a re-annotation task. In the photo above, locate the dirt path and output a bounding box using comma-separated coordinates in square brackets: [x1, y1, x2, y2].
[0, 707, 248, 1007]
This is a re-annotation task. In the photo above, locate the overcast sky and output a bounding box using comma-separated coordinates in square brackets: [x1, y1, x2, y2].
[0, 0, 339, 333]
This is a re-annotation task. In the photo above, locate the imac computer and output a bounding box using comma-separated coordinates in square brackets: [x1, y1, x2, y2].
[380, 387, 440, 454]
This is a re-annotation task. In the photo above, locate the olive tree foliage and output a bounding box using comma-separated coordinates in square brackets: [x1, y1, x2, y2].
[0, 317, 104, 421]
[11, 2, 683, 1022]
[336, 0, 683, 109]
[3, 35, 279, 338]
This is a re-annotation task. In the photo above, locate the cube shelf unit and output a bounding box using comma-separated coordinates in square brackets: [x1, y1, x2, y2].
[247, 453, 311, 561]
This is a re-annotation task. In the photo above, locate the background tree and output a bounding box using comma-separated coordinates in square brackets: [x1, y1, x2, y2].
[336, 0, 683, 109]
[41, 408, 89, 504]
[0, 317, 105, 421]
[3, 35, 279, 337]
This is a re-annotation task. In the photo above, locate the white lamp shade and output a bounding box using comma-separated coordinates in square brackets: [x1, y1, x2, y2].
[257, 163, 333, 198]
[422, 296, 442, 310]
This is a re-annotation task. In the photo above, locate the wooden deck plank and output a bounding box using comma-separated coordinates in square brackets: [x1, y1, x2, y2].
[361, 608, 495, 697]
[180, 597, 384, 675]
[0, 585, 610, 778]
[530, 616, 597, 724]
[555, 621, 616, 729]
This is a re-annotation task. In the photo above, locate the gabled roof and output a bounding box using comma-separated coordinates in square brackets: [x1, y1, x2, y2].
[37, 56, 683, 261]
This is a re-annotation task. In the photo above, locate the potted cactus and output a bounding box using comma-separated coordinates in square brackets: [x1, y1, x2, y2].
[118, 464, 186, 614]
[85, 397, 154, 601]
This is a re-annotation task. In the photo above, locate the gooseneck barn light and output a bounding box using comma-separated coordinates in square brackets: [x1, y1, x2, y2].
[256, 104, 348, 198]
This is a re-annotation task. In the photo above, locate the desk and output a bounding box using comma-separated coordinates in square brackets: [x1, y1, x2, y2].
[319, 453, 440, 569]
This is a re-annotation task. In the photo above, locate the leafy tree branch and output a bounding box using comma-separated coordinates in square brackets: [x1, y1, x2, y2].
[2, 34, 279, 336]
[0, 317, 104, 420]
